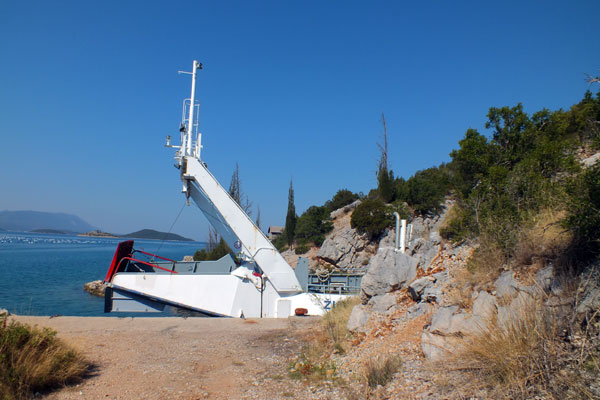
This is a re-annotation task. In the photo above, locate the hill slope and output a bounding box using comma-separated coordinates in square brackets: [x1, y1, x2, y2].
[0, 211, 96, 233]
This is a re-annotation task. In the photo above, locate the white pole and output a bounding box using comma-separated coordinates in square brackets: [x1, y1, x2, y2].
[186, 60, 199, 156]
[400, 219, 407, 254]
[393, 212, 400, 251]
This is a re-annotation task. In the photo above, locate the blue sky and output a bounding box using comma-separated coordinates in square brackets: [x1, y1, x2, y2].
[1, 1, 599, 241]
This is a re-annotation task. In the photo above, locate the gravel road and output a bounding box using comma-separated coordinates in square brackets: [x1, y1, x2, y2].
[13, 316, 324, 400]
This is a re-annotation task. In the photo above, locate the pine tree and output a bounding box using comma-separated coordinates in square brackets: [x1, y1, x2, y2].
[228, 162, 252, 215]
[256, 205, 261, 231]
[285, 179, 296, 247]
[377, 113, 395, 203]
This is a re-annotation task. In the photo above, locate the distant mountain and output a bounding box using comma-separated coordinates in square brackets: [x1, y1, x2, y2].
[120, 229, 193, 242]
[0, 211, 97, 233]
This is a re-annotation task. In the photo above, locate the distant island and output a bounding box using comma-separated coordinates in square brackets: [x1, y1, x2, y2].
[31, 228, 73, 235]
[79, 228, 193, 242]
[120, 229, 193, 242]
[78, 230, 119, 238]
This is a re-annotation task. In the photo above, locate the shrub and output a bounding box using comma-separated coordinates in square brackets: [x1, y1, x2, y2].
[351, 198, 392, 240]
[295, 206, 333, 246]
[0, 318, 89, 399]
[452, 297, 595, 399]
[407, 166, 450, 215]
[564, 163, 600, 258]
[364, 355, 402, 388]
[325, 189, 359, 212]
[193, 239, 231, 261]
[294, 243, 310, 255]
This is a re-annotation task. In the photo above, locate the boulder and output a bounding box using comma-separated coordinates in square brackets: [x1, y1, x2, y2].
[421, 331, 458, 361]
[317, 226, 368, 271]
[369, 293, 397, 314]
[360, 249, 418, 301]
[494, 271, 521, 299]
[408, 276, 435, 301]
[472, 291, 497, 320]
[347, 305, 370, 333]
[330, 199, 362, 220]
[0, 308, 10, 317]
[84, 280, 107, 297]
[422, 286, 442, 303]
[406, 302, 432, 319]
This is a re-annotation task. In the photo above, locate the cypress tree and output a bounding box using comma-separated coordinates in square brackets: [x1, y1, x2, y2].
[285, 179, 296, 247]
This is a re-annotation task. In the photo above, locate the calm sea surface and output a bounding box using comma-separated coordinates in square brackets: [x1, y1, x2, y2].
[0, 232, 205, 316]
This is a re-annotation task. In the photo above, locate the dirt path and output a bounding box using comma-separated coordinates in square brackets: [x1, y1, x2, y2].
[13, 316, 320, 400]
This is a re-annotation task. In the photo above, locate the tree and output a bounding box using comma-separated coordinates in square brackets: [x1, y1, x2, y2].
[228, 162, 252, 215]
[295, 205, 333, 246]
[325, 189, 359, 212]
[351, 198, 390, 240]
[377, 113, 395, 203]
[285, 179, 296, 247]
[255, 205, 261, 231]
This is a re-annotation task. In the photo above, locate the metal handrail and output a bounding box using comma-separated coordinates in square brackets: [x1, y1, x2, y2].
[116, 257, 178, 275]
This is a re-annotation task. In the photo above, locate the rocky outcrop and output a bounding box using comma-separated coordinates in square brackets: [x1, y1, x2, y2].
[347, 304, 371, 333]
[330, 199, 361, 220]
[360, 249, 418, 301]
[419, 265, 571, 361]
[84, 280, 107, 297]
[317, 227, 369, 272]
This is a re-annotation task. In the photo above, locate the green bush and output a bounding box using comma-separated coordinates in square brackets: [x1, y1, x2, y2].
[294, 243, 310, 254]
[193, 239, 231, 261]
[407, 166, 450, 215]
[325, 189, 359, 212]
[564, 163, 600, 257]
[351, 198, 391, 240]
[295, 206, 333, 246]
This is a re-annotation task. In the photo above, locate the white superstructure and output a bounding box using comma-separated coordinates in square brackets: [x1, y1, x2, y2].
[105, 61, 350, 317]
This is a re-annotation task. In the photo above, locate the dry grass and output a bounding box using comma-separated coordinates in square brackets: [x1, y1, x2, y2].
[0, 318, 89, 400]
[450, 296, 598, 399]
[364, 354, 402, 389]
[514, 209, 571, 269]
[289, 296, 360, 381]
[322, 296, 361, 351]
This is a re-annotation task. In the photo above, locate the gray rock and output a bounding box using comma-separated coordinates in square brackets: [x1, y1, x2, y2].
[582, 152, 600, 168]
[406, 302, 432, 319]
[429, 231, 442, 245]
[430, 306, 482, 336]
[369, 293, 397, 314]
[432, 270, 449, 287]
[0, 308, 10, 317]
[429, 305, 459, 335]
[317, 226, 368, 271]
[535, 265, 553, 292]
[347, 305, 370, 333]
[577, 286, 600, 316]
[422, 331, 456, 361]
[407, 237, 426, 255]
[330, 199, 362, 220]
[361, 249, 418, 301]
[495, 271, 521, 299]
[423, 286, 442, 303]
[83, 280, 106, 297]
[472, 291, 497, 320]
[408, 276, 435, 301]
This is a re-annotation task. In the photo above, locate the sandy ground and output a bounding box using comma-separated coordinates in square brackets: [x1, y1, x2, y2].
[12, 316, 319, 400]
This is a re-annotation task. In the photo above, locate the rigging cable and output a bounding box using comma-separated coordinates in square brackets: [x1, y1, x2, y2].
[153, 201, 188, 261]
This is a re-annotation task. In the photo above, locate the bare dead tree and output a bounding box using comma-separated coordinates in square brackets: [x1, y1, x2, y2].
[585, 72, 600, 85]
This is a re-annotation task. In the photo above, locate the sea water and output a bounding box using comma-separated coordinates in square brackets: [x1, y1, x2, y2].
[0, 232, 205, 316]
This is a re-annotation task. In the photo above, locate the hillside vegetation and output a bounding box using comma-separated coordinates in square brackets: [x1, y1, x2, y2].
[284, 88, 600, 399]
